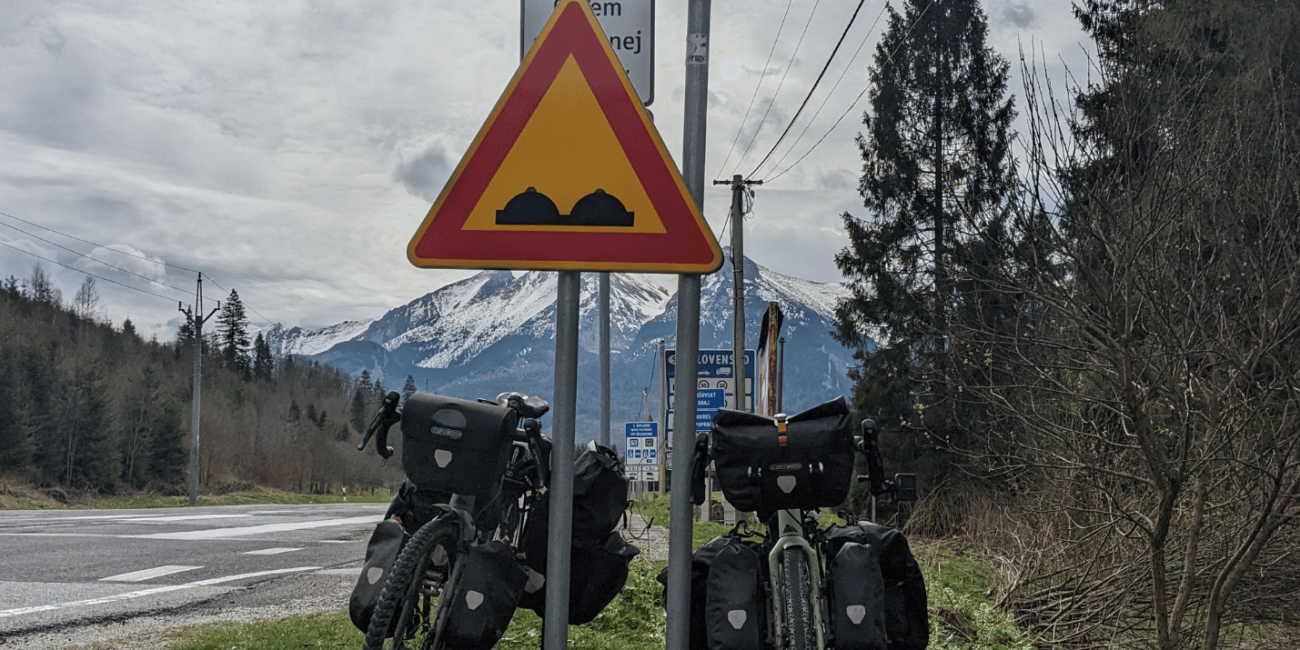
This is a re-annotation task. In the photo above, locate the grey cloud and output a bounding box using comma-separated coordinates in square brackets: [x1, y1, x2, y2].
[393, 137, 455, 204]
[815, 168, 856, 192]
[1002, 3, 1037, 29]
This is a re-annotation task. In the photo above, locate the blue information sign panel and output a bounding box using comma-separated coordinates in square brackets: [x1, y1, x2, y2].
[624, 421, 660, 470]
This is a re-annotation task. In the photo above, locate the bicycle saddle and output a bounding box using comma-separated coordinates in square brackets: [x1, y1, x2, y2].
[495, 392, 550, 419]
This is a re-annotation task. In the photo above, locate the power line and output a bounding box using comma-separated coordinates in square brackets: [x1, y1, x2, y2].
[713, 0, 795, 180]
[728, 0, 823, 178]
[0, 240, 182, 304]
[749, 0, 871, 179]
[764, 1, 888, 177]
[0, 209, 201, 274]
[200, 274, 275, 327]
[765, 0, 936, 184]
[0, 209, 275, 327]
[0, 219, 197, 298]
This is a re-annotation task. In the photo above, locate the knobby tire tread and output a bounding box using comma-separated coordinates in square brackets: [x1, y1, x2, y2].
[363, 517, 460, 650]
[782, 547, 815, 650]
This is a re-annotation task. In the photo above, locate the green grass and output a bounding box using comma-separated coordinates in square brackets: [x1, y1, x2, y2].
[164, 610, 362, 649]
[917, 545, 1037, 650]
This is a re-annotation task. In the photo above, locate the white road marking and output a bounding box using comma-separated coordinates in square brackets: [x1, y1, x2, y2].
[0, 567, 320, 619]
[100, 565, 203, 582]
[128, 515, 383, 540]
[114, 514, 253, 522]
[191, 566, 321, 585]
[315, 568, 361, 576]
[243, 547, 302, 555]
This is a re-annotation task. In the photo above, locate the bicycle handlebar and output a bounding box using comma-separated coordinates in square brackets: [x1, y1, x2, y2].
[358, 390, 401, 459]
[858, 419, 887, 498]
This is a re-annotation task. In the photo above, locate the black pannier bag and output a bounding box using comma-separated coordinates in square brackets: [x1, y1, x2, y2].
[519, 443, 640, 624]
[400, 392, 518, 503]
[710, 396, 854, 512]
[826, 542, 888, 650]
[569, 531, 641, 623]
[825, 523, 929, 650]
[348, 518, 407, 632]
[655, 535, 765, 650]
[704, 537, 766, 650]
[441, 540, 529, 650]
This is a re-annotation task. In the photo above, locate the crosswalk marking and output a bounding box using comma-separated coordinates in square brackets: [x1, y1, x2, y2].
[0, 567, 320, 619]
[128, 515, 383, 540]
[100, 565, 203, 582]
[243, 547, 302, 555]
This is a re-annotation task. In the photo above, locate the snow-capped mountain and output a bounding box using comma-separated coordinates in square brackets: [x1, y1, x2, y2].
[265, 252, 862, 444]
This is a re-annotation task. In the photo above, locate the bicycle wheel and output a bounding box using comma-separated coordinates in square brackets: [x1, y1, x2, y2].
[781, 547, 815, 650]
[364, 516, 462, 650]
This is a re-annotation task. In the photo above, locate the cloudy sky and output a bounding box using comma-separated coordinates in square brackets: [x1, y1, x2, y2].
[0, 0, 1092, 341]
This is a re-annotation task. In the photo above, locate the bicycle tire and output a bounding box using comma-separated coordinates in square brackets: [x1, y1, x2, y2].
[364, 516, 462, 650]
[782, 547, 815, 650]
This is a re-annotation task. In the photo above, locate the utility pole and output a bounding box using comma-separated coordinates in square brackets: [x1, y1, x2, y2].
[714, 176, 762, 413]
[178, 273, 219, 506]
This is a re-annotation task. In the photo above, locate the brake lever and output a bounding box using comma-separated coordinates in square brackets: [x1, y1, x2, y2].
[358, 391, 401, 459]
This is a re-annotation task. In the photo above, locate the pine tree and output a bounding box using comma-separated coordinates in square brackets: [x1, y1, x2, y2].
[402, 375, 418, 401]
[834, 0, 1016, 478]
[252, 332, 274, 381]
[0, 348, 33, 472]
[216, 290, 252, 377]
[27, 264, 60, 305]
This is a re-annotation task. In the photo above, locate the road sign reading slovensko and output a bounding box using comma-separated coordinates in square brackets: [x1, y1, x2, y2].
[408, 0, 721, 273]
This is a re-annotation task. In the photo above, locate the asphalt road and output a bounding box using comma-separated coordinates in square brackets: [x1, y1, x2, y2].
[0, 502, 386, 645]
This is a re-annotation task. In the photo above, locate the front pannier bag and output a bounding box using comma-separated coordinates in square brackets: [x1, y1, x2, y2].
[400, 392, 518, 503]
[710, 396, 854, 512]
[441, 540, 529, 650]
[826, 541, 888, 650]
[825, 523, 929, 650]
[348, 518, 406, 632]
[704, 537, 766, 650]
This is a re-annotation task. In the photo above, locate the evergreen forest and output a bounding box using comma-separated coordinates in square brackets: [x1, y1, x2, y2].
[833, 0, 1300, 648]
[0, 272, 395, 497]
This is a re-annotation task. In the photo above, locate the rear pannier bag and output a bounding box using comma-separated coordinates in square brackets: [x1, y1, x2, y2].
[400, 392, 518, 503]
[704, 538, 766, 650]
[519, 443, 640, 624]
[441, 540, 529, 650]
[348, 518, 407, 632]
[825, 523, 929, 650]
[710, 396, 854, 512]
[826, 542, 888, 650]
[657, 536, 730, 650]
[569, 531, 641, 623]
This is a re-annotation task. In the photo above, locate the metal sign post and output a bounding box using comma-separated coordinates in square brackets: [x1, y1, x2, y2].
[545, 271, 580, 650]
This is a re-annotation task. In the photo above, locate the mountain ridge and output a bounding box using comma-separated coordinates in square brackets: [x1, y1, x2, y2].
[265, 252, 863, 445]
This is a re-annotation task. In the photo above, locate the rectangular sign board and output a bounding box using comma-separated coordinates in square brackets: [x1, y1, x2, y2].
[522, 0, 654, 105]
[624, 421, 660, 469]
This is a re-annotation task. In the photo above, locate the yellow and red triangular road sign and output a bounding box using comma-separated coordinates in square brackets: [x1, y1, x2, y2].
[407, 0, 722, 274]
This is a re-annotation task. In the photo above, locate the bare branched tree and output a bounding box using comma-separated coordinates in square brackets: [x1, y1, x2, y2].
[959, 2, 1300, 648]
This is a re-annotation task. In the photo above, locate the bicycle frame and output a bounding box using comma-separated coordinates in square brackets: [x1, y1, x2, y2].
[767, 508, 829, 650]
